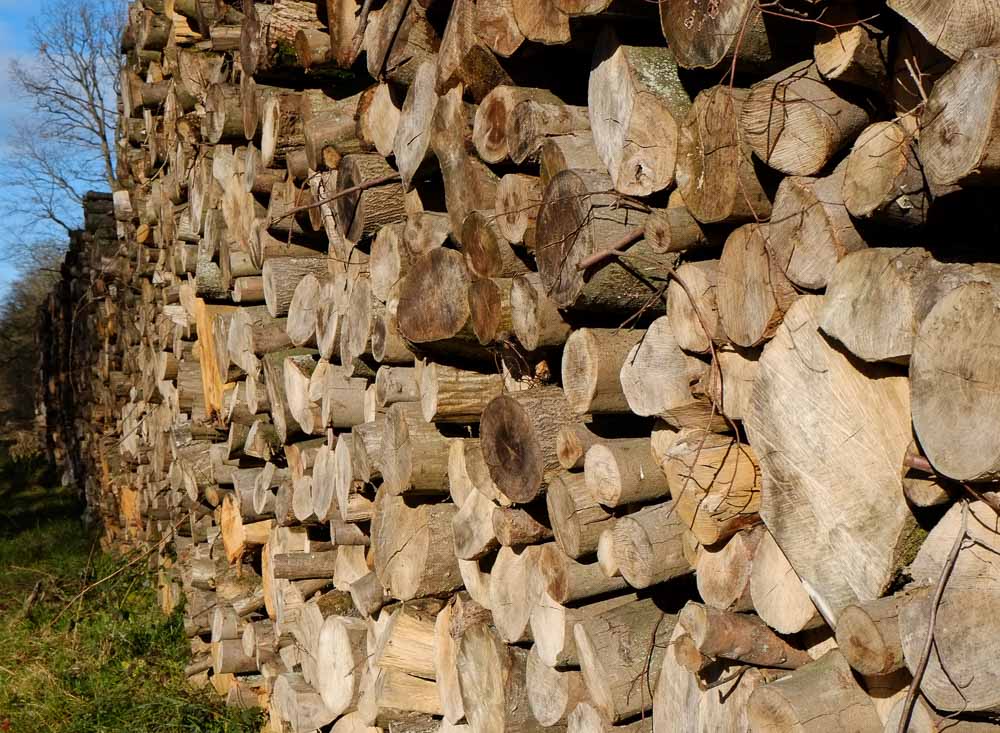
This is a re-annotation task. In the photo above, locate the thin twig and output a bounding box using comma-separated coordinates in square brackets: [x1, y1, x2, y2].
[575, 227, 645, 271]
[350, 0, 377, 61]
[268, 172, 401, 227]
[897, 500, 968, 733]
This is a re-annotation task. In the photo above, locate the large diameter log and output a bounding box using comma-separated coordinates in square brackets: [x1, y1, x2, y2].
[609, 500, 690, 589]
[371, 487, 463, 601]
[547, 470, 614, 559]
[679, 602, 812, 669]
[767, 162, 866, 291]
[396, 248, 475, 346]
[676, 86, 771, 224]
[819, 249, 1000, 364]
[741, 61, 869, 176]
[660, 428, 761, 546]
[747, 650, 882, 732]
[535, 168, 660, 311]
[456, 615, 545, 733]
[911, 279, 1000, 481]
[749, 530, 822, 635]
[480, 386, 578, 504]
[900, 500, 1000, 714]
[745, 295, 915, 624]
[589, 29, 690, 196]
[716, 223, 796, 348]
[574, 598, 676, 722]
[562, 328, 644, 415]
[375, 604, 438, 680]
[919, 47, 1000, 187]
[887, 0, 1000, 60]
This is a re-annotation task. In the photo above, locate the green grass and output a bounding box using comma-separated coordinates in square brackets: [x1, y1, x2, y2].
[0, 451, 263, 732]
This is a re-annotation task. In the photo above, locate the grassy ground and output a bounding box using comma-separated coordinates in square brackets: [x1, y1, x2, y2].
[0, 449, 263, 732]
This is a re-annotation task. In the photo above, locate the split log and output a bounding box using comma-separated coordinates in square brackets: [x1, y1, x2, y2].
[530, 591, 639, 669]
[436, 0, 512, 102]
[491, 544, 544, 642]
[452, 488, 498, 560]
[393, 60, 439, 191]
[749, 529, 822, 635]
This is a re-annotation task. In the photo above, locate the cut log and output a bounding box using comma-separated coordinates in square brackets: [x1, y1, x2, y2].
[887, 0, 1000, 60]
[510, 272, 572, 351]
[679, 601, 812, 669]
[525, 646, 588, 727]
[539, 543, 629, 604]
[660, 428, 761, 547]
[658, 0, 773, 70]
[480, 386, 578, 504]
[747, 650, 882, 732]
[665, 260, 722, 355]
[584, 438, 669, 508]
[546, 470, 614, 559]
[263, 257, 330, 318]
[452, 489, 498, 560]
[836, 593, 908, 677]
[393, 60, 439, 191]
[381, 402, 452, 495]
[676, 86, 771, 224]
[495, 173, 541, 248]
[473, 86, 563, 164]
[749, 529, 822, 635]
[716, 223, 796, 348]
[574, 598, 675, 722]
[334, 153, 406, 245]
[316, 615, 367, 717]
[695, 527, 761, 613]
[420, 363, 504, 424]
[609, 500, 690, 589]
[396, 248, 475, 347]
[371, 486, 463, 601]
[589, 29, 690, 196]
[436, 0, 512, 102]
[561, 327, 644, 415]
[741, 61, 870, 176]
[461, 212, 528, 280]
[767, 162, 866, 291]
[358, 83, 402, 160]
[491, 544, 544, 643]
[814, 7, 890, 91]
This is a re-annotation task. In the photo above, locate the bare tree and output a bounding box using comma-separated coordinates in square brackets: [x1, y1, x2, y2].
[1, 0, 124, 256]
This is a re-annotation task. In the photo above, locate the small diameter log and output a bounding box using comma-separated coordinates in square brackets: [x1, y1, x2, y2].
[351, 572, 389, 619]
[813, 7, 889, 91]
[716, 223, 797, 348]
[535, 169, 663, 311]
[768, 161, 866, 291]
[381, 402, 452, 495]
[539, 543, 629, 604]
[263, 257, 330, 318]
[619, 316, 723, 432]
[589, 29, 690, 196]
[644, 194, 710, 256]
[493, 505, 553, 548]
[480, 386, 578, 504]
[496, 173, 541, 247]
[420, 363, 504, 423]
[371, 486, 463, 601]
[658, 0, 771, 71]
[676, 86, 771, 224]
[286, 273, 329, 347]
[510, 0, 569, 45]
[547, 470, 614, 559]
[530, 591, 640, 669]
[273, 672, 337, 732]
[609, 500, 690, 589]
[843, 121, 928, 229]
[574, 598, 676, 722]
[213, 638, 259, 675]
[696, 527, 761, 613]
[747, 650, 882, 732]
[526, 646, 588, 727]
[358, 83, 402, 160]
[272, 551, 338, 580]
[370, 224, 412, 303]
[375, 366, 419, 408]
[220, 494, 272, 563]
[461, 211, 528, 280]
[334, 154, 406, 245]
[556, 424, 603, 471]
[666, 260, 722, 354]
[585, 438, 669, 508]
[434, 598, 465, 723]
[316, 615, 367, 717]
[491, 544, 544, 643]
[469, 277, 515, 346]
[745, 295, 915, 622]
[679, 602, 812, 669]
[740, 61, 869, 176]
[507, 99, 591, 166]
[511, 272, 572, 351]
[455, 615, 541, 733]
[561, 327, 645, 415]
[749, 530, 822, 635]
[835, 594, 907, 677]
[661, 428, 761, 547]
[394, 60, 439, 191]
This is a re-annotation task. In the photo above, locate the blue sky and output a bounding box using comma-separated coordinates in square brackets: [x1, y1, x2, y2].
[0, 2, 41, 298]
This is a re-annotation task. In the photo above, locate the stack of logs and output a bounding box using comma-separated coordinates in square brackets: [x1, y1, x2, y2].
[38, 0, 1000, 730]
